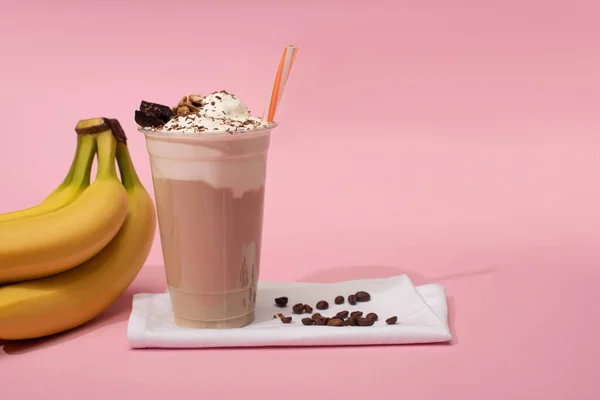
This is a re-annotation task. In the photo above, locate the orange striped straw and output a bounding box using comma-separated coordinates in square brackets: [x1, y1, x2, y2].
[263, 45, 299, 123]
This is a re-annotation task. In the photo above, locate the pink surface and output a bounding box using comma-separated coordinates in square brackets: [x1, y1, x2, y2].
[1, 0, 600, 398]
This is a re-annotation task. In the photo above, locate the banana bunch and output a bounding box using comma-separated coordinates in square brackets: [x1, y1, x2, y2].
[0, 117, 156, 340]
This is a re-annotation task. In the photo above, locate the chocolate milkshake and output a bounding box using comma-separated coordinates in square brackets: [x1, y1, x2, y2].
[136, 92, 276, 328]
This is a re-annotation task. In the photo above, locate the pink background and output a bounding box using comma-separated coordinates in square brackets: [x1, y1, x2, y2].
[1, 0, 600, 398]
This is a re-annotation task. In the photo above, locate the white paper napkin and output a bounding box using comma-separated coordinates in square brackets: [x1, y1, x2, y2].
[127, 274, 452, 349]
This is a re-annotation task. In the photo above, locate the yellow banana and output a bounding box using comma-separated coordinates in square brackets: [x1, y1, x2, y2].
[0, 118, 129, 284]
[0, 136, 156, 340]
[0, 130, 96, 223]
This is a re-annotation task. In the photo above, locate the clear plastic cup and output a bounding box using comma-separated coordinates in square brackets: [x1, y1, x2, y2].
[141, 124, 276, 329]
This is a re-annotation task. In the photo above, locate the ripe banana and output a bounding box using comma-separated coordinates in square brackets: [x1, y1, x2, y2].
[0, 128, 96, 223]
[0, 136, 156, 340]
[0, 118, 129, 284]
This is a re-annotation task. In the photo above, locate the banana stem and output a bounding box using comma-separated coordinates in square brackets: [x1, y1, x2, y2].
[69, 134, 97, 186]
[51, 135, 83, 194]
[115, 142, 142, 189]
[95, 131, 118, 179]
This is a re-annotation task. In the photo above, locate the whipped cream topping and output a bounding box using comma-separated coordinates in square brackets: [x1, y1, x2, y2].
[157, 91, 271, 134]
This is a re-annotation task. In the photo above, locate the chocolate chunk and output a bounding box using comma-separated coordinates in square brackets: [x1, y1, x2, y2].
[134, 110, 163, 128]
[385, 316, 398, 325]
[139, 101, 175, 122]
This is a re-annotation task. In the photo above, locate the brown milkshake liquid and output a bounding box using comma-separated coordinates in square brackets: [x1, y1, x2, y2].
[152, 177, 265, 328]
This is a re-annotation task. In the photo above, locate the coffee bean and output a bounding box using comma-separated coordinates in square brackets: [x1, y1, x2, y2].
[302, 317, 314, 325]
[385, 316, 398, 325]
[334, 295, 344, 305]
[292, 303, 305, 314]
[347, 317, 359, 326]
[327, 318, 344, 327]
[330, 316, 343, 322]
[355, 291, 371, 302]
[315, 317, 328, 325]
[366, 312, 378, 321]
[316, 300, 329, 310]
[311, 313, 322, 321]
[274, 297, 288, 307]
[357, 317, 375, 326]
[350, 311, 363, 318]
[348, 294, 357, 305]
[273, 312, 285, 319]
[303, 304, 313, 313]
[336, 310, 349, 319]
[281, 316, 292, 324]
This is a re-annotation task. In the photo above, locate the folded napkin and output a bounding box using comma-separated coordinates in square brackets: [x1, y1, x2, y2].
[127, 274, 452, 349]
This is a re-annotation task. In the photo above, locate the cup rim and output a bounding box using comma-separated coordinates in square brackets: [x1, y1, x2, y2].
[138, 121, 278, 142]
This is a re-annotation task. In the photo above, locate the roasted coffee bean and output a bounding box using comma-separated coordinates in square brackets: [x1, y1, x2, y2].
[303, 304, 313, 313]
[366, 312, 378, 321]
[355, 291, 371, 302]
[330, 316, 343, 322]
[385, 316, 398, 325]
[302, 317, 314, 325]
[311, 313, 322, 321]
[348, 294, 357, 305]
[274, 297, 288, 307]
[327, 318, 344, 327]
[315, 317, 328, 326]
[292, 303, 305, 314]
[334, 295, 344, 305]
[347, 317, 359, 326]
[336, 310, 349, 319]
[357, 317, 375, 326]
[316, 300, 329, 310]
[273, 312, 285, 319]
[350, 311, 363, 318]
[281, 316, 292, 324]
